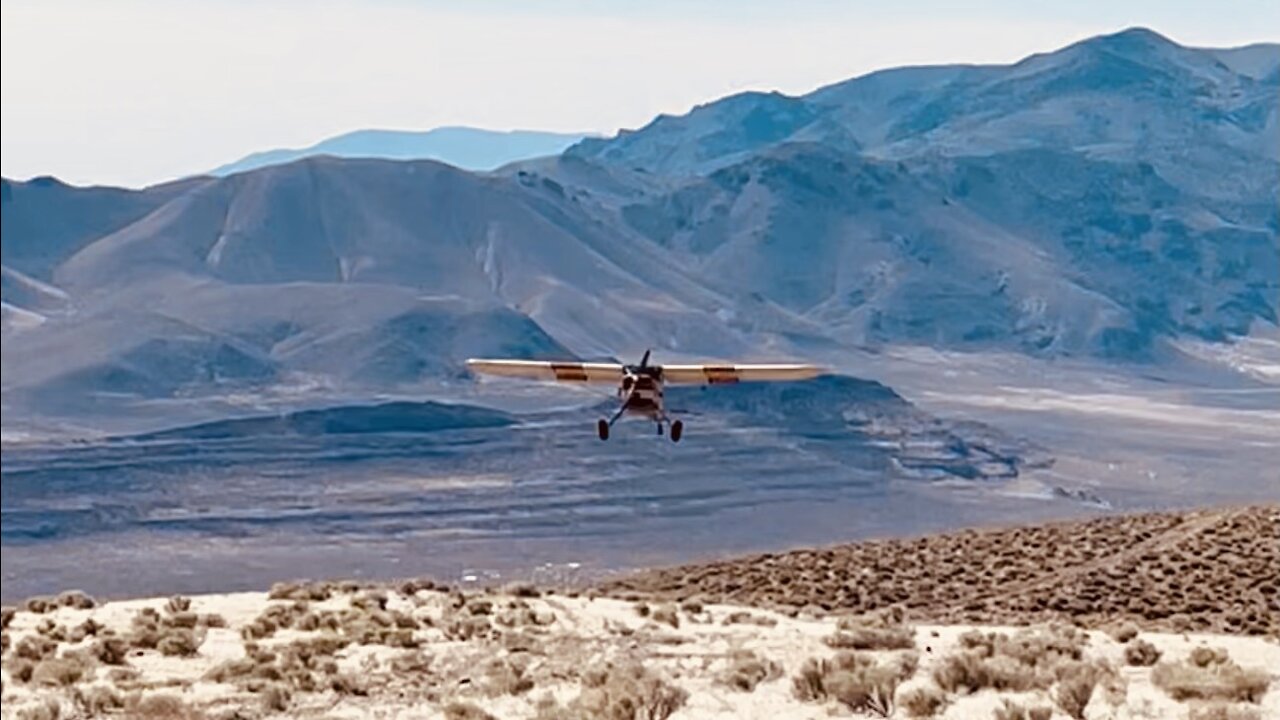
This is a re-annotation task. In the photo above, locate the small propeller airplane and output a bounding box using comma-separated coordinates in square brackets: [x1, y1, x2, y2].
[466, 350, 823, 442]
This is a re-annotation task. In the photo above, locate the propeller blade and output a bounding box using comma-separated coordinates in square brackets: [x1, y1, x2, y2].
[638, 349, 651, 368]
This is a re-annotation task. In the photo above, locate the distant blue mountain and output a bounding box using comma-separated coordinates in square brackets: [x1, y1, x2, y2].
[210, 127, 593, 176]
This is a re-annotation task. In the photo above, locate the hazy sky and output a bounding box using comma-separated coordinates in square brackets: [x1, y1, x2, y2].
[3, 0, 1277, 187]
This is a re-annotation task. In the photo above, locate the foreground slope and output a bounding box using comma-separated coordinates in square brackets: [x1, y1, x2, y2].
[2, 506, 1276, 720]
[599, 505, 1280, 636]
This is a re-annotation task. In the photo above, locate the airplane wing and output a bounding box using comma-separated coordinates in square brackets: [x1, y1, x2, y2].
[660, 363, 824, 384]
[466, 359, 625, 384]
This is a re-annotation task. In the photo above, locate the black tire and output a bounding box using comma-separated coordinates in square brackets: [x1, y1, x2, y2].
[670, 420, 683, 443]
[597, 419, 609, 441]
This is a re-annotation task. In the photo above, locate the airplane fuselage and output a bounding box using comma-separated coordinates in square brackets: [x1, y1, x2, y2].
[618, 368, 665, 420]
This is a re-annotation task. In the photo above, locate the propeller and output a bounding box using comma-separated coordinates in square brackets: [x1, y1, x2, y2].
[638, 348, 651, 368]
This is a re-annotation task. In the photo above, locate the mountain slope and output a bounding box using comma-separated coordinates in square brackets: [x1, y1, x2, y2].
[210, 127, 592, 176]
[2, 28, 1277, 430]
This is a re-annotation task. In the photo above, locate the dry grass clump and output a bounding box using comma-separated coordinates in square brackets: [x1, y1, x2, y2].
[1151, 649, 1270, 703]
[721, 610, 778, 627]
[504, 582, 541, 598]
[444, 701, 499, 720]
[650, 604, 680, 629]
[718, 650, 782, 692]
[897, 684, 947, 718]
[2, 631, 10, 654]
[2, 606, 16, 628]
[494, 599, 555, 629]
[993, 699, 1053, 720]
[563, 661, 689, 720]
[1124, 638, 1161, 666]
[164, 596, 192, 614]
[793, 651, 917, 717]
[1053, 661, 1115, 720]
[1188, 703, 1264, 720]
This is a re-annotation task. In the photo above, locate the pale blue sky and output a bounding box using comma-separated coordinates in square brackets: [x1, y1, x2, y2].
[2, 0, 1276, 187]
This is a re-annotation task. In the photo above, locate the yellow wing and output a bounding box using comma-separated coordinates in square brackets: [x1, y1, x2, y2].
[660, 363, 824, 385]
[465, 359, 625, 384]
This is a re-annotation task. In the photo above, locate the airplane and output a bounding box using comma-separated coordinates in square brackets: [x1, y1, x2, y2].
[465, 350, 823, 442]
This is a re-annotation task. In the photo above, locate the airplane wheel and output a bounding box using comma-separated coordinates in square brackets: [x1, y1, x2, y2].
[597, 419, 609, 441]
[657, 423, 664, 436]
[670, 420, 683, 443]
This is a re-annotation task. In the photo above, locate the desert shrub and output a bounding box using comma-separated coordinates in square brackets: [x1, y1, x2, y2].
[444, 702, 498, 720]
[204, 658, 257, 683]
[484, 656, 534, 696]
[2, 606, 16, 628]
[90, 637, 130, 665]
[14, 635, 59, 661]
[1191, 646, 1231, 668]
[329, 672, 369, 696]
[157, 629, 201, 657]
[1152, 657, 1270, 703]
[1188, 703, 1264, 720]
[25, 597, 56, 614]
[897, 684, 947, 718]
[107, 667, 140, 684]
[505, 582, 540, 598]
[125, 693, 207, 719]
[352, 590, 390, 612]
[993, 699, 1053, 720]
[16, 698, 62, 720]
[164, 596, 192, 614]
[2, 631, 9, 653]
[1054, 662, 1099, 719]
[793, 652, 914, 717]
[201, 613, 227, 628]
[71, 684, 125, 715]
[32, 652, 95, 687]
[719, 650, 782, 692]
[566, 661, 688, 720]
[721, 611, 777, 627]
[168, 611, 200, 629]
[831, 616, 916, 650]
[634, 603, 650, 618]
[36, 619, 68, 642]
[1124, 638, 1161, 666]
[1109, 622, 1140, 643]
[240, 618, 277, 641]
[70, 617, 105, 642]
[679, 599, 703, 614]
[259, 683, 292, 712]
[6, 656, 36, 682]
[651, 604, 680, 629]
[269, 579, 335, 602]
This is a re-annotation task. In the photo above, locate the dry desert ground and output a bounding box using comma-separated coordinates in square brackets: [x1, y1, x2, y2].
[2, 505, 1277, 720]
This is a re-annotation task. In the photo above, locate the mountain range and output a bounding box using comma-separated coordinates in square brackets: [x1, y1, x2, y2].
[208, 127, 592, 177]
[2, 27, 1277, 433]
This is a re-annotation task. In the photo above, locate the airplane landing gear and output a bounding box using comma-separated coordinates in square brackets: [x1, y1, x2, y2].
[670, 420, 683, 443]
[597, 419, 610, 441]
[656, 423, 664, 436]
